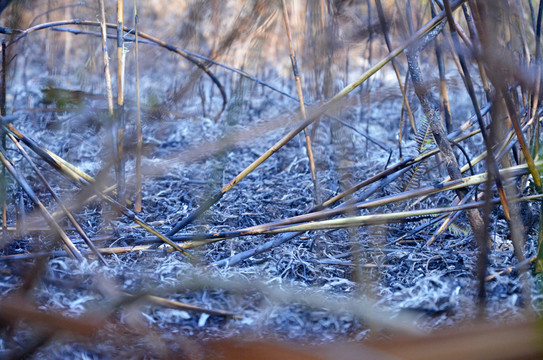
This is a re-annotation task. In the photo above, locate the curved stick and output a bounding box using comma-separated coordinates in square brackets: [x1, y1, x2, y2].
[5, 19, 227, 119]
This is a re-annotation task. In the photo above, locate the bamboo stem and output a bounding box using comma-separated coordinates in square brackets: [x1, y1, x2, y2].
[375, 0, 417, 135]
[134, 0, 142, 212]
[116, 0, 126, 203]
[280, 0, 319, 204]
[97, 0, 114, 115]
[1, 39, 6, 241]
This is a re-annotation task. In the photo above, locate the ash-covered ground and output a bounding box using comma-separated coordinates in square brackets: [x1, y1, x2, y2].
[0, 5, 542, 358]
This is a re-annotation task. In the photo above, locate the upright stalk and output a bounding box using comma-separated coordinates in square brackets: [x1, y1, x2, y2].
[280, 0, 319, 204]
[405, 8, 488, 310]
[375, 0, 417, 135]
[1, 39, 6, 238]
[430, 2, 453, 133]
[116, 0, 126, 203]
[98, 0, 114, 114]
[134, 0, 142, 212]
[443, 0, 511, 219]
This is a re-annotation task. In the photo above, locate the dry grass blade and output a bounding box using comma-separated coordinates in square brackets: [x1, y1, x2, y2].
[3, 123, 98, 185]
[319, 105, 487, 210]
[0, 237, 222, 260]
[49, 25, 300, 103]
[486, 256, 538, 282]
[140, 192, 542, 247]
[143, 294, 239, 319]
[425, 195, 464, 247]
[331, 0, 467, 102]
[210, 232, 300, 268]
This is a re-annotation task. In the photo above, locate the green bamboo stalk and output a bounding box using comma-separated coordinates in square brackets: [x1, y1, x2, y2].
[158, 193, 543, 242]
[262, 194, 543, 234]
[247, 161, 543, 231]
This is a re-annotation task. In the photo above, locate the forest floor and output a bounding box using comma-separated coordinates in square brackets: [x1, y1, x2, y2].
[1, 2, 542, 358]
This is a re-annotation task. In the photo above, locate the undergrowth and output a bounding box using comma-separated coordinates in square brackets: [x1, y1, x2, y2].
[0, 1, 543, 359]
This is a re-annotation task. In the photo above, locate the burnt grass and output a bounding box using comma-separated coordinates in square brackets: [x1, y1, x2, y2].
[1, 1, 543, 358]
